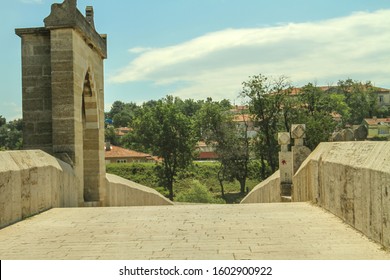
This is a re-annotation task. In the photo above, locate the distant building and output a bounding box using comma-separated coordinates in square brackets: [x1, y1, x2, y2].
[376, 88, 390, 107]
[196, 141, 218, 160]
[229, 105, 249, 114]
[114, 127, 131, 137]
[362, 117, 390, 139]
[105, 144, 159, 164]
[232, 114, 258, 138]
[287, 85, 390, 123]
[289, 85, 390, 108]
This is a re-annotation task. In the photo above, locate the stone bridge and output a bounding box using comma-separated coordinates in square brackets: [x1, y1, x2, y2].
[0, 0, 389, 260]
[1, 141, 390, 260]
[1, 204, 389, 260]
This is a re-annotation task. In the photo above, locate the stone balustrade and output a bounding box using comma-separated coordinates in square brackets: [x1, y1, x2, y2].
[0, 150, 79, 229]
[293, 141, 390, 249]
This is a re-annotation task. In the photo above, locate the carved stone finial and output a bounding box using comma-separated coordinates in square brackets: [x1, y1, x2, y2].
[44, 0, 77, 28]
[59, 0, 77, 10]
[85, 6, 95, 29]
[66, 0, 77, 8]
[278, 132, 290, 152]
[291, 124, 306, 139]
[291, 124, 306, 146]
[43, 0, 107, 58]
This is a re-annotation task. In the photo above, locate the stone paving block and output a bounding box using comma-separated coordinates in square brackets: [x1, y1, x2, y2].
[0, 203, 389, 260]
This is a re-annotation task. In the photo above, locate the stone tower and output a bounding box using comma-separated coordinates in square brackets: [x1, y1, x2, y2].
[15, 0, 107, 206]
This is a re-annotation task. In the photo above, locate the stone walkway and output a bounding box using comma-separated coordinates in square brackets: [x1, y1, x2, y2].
[0, 202, 389, 260]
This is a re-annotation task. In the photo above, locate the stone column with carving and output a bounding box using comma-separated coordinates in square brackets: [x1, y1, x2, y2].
[278, 132, 293, 197]
[291, 124, 311, 175]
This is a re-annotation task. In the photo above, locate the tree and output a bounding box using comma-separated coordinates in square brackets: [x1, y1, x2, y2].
[217, 113, 251, 194]
[112, 111, 133, 128]
[104, 125, 120, 146]
[0, 118, 23, 150]
[0, 115, 6, 127]
[174, 97, 203, 118]
[107, 101, 139, 128]
[107, 101, 125, 119]
[295, 83, 339, 149]
[337, 79, 377, 124]
[195, 99, 250, 195]
[129, 96, 197, 200]
[241, 74, 291, 177]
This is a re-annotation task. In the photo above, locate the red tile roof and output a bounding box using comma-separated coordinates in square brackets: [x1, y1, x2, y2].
[198, 152, 219, 160]
[115, 127, 132, 136]
[105, 145, 153, 159]
[364, 118, 390, 126]
[197, 141, 208, 148]
[232, 114, 253, 122]
[288, 86, 335, 95]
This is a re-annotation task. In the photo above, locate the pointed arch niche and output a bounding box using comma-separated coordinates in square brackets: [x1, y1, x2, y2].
[82, 69, 100, 202]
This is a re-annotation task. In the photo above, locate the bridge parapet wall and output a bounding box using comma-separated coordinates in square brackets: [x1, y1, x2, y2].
[241, 171, 281, 203]
[105, 174, 173, 206]
[293, 142, 390, 249]
[0, 150, 79, 229]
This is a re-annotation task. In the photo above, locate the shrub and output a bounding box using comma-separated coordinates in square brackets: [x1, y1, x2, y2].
[175, 180, 225, 204]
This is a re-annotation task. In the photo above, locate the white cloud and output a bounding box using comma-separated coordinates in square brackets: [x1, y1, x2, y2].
[128, 47, 154, 54]
[110, 10, 390, 101]
[20, 0, 43, 4]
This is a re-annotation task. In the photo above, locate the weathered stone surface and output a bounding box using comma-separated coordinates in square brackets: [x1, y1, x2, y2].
[241, 171, 281, 203]
[0, 203, 389, 260]
[291, 124, 306, 139]
[293, 142, 390, 249]
[16, 30, 52, 152]
[10, 0, 172, 215]
[342, 128, 355, 141]
[279, 151, 292, 184]
[44, 0, 107, 58]
[278, 132, 290, 145]
[0, 150, 79, 229]
[332, 131, 344, 141]
[106, 174, 173, 206]
[292, 145, 311, 174]
[354, 125, 368, 140]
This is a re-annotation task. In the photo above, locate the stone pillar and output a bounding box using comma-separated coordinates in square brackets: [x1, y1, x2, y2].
[278, 132, 292, 196]
[15, 28, 53, 154]
[16, 0, 107, 207]
[291, 124, 311, 175]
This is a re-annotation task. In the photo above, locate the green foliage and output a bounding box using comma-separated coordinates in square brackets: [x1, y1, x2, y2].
[104, 75, 386, 203]
[106, 161, 259, 203]
[112, 111, 133, 128]
[104, 125, 120, 145]
[0, 117, 23, 150]
[0, 115, 6, 127]
[175, 180, 225, 204]
[106, 162, 160, 187]
[125, 96, 197, 200]
[195, 98, 251, 194]
[242, 74, 291, 177]
[194, 97, 231, 141]
[337, 79, 378, 124]
[293, 83, 338, 150]
[370, 136, 389, 141]
[173, 97, 204, 117]
[106, 101, 139, 128]
[301, 111, 336, 150]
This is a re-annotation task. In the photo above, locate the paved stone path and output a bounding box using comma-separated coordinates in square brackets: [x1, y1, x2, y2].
[0, 202, 389, 260]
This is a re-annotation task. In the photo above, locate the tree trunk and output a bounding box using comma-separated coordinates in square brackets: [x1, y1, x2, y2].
[260, 154, 266, 179]
[217, 169, 225, 198]
[239, 179, 246, 194]
[168, 181, 174, 201]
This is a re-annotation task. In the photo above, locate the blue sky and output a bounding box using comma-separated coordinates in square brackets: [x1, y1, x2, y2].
[1, 0, 390, 120]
